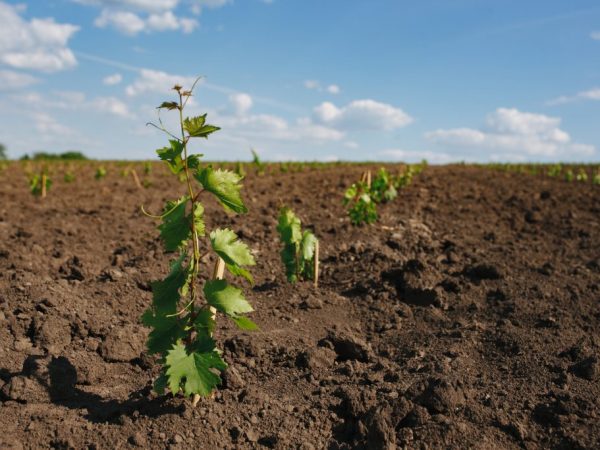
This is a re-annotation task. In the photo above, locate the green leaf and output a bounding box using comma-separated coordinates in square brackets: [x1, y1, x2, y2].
[301, 230, 317, 261]
[184, 115, 220, 138]
[195, 167, 247, 213]
[151, 253, 188, 315]
[193, 203, 205, 237]
[165, 341, 227, 397]
[277, 207, 302, 244]
[280, 244, 298, 283]
[186, 154, 203, 170]
[158, 101, 179, 110]
[210, 228, 255, 268]
[158, 197, 190, 252]
[204, 279, 254, 317]
[226, 264, 254, 284]
[192, 308, 216, 338]
[142, 310, 184, 355]
[157, 140, 184, 174]
[232, 316, 259, 331]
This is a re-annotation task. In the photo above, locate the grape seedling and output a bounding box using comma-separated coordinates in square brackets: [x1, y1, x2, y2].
[30, 170, 51, 198]
[142, 79, 257, 401]
[277, 207, 319, 284]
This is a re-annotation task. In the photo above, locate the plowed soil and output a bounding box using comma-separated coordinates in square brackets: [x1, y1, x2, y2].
[0, 163, 599, 450]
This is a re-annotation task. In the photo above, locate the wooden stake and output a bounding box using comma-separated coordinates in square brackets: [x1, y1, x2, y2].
[131, 169, 143, 189]
[313, 239, 319, 289]
[41, 173, 47, 199]
[192, 257, 225, 408]
[366, 170, 372, 189]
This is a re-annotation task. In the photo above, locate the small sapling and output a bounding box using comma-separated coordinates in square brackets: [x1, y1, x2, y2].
[565, 169, 574, 182]
[251, 149, 266, 175]
[30, 169, 51, 198]
[142, 79, 257, 401]
[277, 207, 319, 284]
[95, 166, 107, 180]
[344, 180, 377, 226]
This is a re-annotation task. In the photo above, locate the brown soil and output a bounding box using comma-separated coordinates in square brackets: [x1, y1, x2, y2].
[0, 163, 599, 450]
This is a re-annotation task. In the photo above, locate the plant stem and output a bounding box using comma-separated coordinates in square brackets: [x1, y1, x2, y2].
[178, 93, 200, 331]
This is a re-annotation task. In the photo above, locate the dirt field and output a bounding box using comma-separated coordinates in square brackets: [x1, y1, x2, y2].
[0, 163, 599, 449]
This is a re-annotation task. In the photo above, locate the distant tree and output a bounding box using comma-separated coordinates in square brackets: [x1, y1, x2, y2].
[0, 143, 6, 160]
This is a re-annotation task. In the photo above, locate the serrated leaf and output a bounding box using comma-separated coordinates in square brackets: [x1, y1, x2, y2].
[193, 203, 205, 237]
[158, 101, 179, 110]
[232, 316, 259, 331]
[301, 230, 317, 261]
[157, 140, 184, 174]
[184, 115, 220, 138]
[204, 279, 253, 317]
[192, 308, 216, 338]
[210, 228, 255, 269]
[158, 197, 190, 252]
[165, 341, 226, 397]
[186, 154, 203, 170]
[226, 263, 253, 284]
[141, 309, 184, 355]
[151, 253, 188, 315]
[195, 167, 247, 213]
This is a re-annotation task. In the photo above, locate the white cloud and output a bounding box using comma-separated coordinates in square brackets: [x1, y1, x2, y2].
[74, 0, 179, 13]
[0, 2, 79, 72]
[229, 93, 253, 115]
[0, 69, 39, 90]
[103, 73, 123, 85]
[18, 90, 132, 119]
[313, 99, 413, 131]
[426, 107, 595, 158]
[304, 80, 341, 95]
[378, 149, 453, 164]
[33, 113, 75, 136]
[76, 0, 233, 34]
[591, 31, 600, 40]
[125, 69, 197, 96]
[94, 9, 197, 34]
[547, 87, 600, 105]
[95, 9, 145, 34]
[304, 80, 320, 90]
[90, 97, 131, 117]
[326, 84, 341, 95]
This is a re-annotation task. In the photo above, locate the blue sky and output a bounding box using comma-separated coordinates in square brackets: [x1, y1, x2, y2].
[0, 0, 599, 162]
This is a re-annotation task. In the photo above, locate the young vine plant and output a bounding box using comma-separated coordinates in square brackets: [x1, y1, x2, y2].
[277, 207, 318, 283]
[142, 79, 257, 401]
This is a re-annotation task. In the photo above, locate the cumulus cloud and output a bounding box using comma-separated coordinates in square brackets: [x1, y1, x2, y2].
[125, 69, 197, 96]
[73, 0, 178, 13]
[229, 93, 253, 115]
[103, 73, 123, 85]
[547, 87, 600, 105]
[326, 84, 341, 95]
[313, 99, 413, 131]
[425, 108, 595, 159]
[19, 90, 132, 118]
[0, 2, 79, 72]
[0, 69, 39, 90]
[94, 9, 197, 35]
[75, 0, 233, 34]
